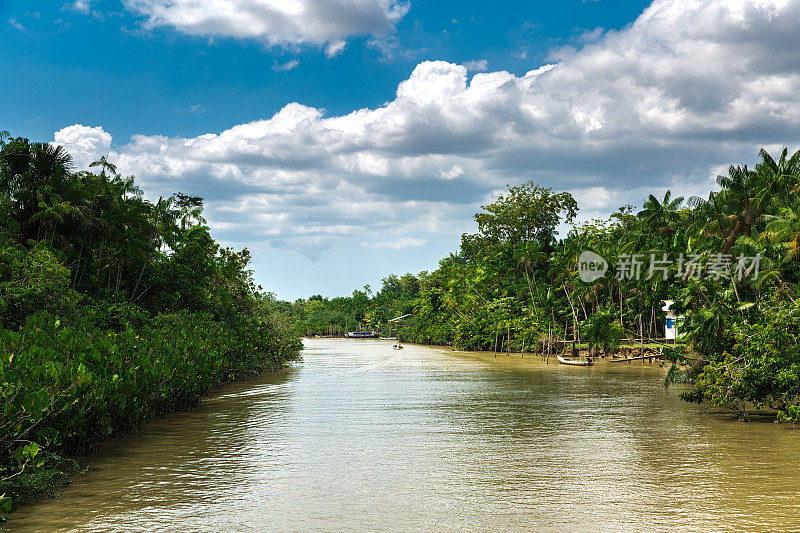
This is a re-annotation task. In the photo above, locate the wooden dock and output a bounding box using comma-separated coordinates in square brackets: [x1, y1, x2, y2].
[607, 354, 660, 363]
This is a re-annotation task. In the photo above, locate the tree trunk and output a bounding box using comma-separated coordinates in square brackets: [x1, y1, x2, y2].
[130, 260, 147, 303]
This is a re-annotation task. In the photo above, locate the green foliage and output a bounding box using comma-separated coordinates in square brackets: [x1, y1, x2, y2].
[777, 405, 799, 425]
[689, 297, 800, 418]
[0, 310, 298, 467]
[0, 245, 81, 329]
[291, 276, 420, 337]
[473, 182, 578, 248]
[581, 309, 624, 356]
[0, 134, 301, 517]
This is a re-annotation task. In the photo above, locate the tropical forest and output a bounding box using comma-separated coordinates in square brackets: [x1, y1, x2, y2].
[2, 134, 800, 523]
[290, 147, 800, 423]
[6, 0, 800, 528]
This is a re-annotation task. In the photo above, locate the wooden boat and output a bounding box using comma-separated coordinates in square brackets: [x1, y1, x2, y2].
[392, 344, 404, 350]
[345, 331, 378, 338]
[556, 355, 593, 366]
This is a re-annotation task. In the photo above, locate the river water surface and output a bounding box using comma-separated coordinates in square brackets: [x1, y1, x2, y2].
[9, 339, 800, 532]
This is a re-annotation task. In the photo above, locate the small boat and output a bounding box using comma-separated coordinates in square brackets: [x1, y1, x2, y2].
[556, 355, 592, 366]
[392, 344, 404, 350]
[345, 331, 379, 338]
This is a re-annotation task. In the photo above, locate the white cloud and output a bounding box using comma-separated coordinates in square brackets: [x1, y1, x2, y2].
[523, 64, 556, 79]
[366, 33, 421, 61]
[325, 39, 347, 58]
[272, 59, 299, 71]
[364, 237, 428, 250]
[122, 0, 409, 50]
[53, 124, 112, 170]
[54, 0, 800, 259]
[8, 17, 24, 30]
[67, 0, 92, 13]
[463, 59, 488, 72]
[571, 187, 613, 211]
[579, 27, 604, 44]
[440, 165, 465, 180]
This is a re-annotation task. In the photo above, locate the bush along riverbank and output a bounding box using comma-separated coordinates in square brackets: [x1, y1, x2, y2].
[288, 148, 800, 423]
[0, 133, 301, 519]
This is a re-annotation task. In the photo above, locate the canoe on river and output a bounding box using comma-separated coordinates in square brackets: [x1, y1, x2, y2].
[556, 355, 593, 366]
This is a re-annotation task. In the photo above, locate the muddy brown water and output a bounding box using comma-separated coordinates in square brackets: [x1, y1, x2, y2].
[8, 339, 800, 532]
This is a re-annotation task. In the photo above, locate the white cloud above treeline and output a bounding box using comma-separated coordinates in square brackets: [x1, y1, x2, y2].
[56, 0, 800, 258]
[54, 124, 112, 169]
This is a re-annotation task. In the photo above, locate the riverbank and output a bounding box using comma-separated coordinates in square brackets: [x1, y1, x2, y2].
[0, 311, 301, 521]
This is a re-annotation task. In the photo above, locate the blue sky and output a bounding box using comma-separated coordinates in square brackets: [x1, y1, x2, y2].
[3, 0, 800, 300]
[3, 1, 650, 142]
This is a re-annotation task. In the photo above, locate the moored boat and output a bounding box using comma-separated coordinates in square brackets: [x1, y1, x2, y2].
[344, 331, 379, 338]
[556, 355, 593, 366]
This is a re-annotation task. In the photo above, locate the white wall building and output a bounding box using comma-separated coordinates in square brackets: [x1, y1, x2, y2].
[661, 300, 684, 340]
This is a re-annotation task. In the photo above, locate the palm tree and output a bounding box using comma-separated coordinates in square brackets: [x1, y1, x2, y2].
[28, 195, 73, 245]
[89, 155, 117, 178]
[581, 308, 624, 357]
[756, 148, 800, 209]
[696, 164, 767, 253]
[760, 204, 800, 262]
[638, 190, 684, 239]
[0, 140, 74, 244]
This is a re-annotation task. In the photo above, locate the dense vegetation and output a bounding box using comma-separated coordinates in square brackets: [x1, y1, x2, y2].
[288, 274, 419, 337]
[291, 149, 800, 422]
[0, 133, 301, 517]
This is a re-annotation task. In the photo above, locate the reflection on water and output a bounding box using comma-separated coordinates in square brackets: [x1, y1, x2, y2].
[9, 339, 800, 532]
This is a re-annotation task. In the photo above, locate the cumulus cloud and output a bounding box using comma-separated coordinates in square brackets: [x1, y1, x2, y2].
[53, 124, 112, 170]
[122, 0, 409, 50]
[54, 0, 800, 259]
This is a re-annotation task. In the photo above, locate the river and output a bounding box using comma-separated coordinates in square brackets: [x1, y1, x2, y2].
[8, 339, 800, 532]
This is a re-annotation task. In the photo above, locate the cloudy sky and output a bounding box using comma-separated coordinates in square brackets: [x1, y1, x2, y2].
[3, 0, 800, 300]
